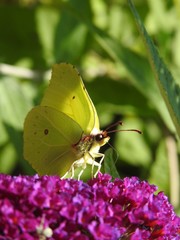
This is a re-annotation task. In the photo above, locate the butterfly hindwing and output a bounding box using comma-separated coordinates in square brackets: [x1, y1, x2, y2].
[24, 106, 83, 176]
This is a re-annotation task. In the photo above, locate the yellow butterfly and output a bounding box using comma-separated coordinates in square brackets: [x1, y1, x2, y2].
[24, 63, 110, 179]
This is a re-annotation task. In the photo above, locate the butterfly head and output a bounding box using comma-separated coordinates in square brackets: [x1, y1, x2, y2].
[92, 121, 142, 148]
[94, 130, 110, 147]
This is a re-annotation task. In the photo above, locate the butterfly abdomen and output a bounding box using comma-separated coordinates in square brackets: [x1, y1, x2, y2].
[72, 135, 95, 158]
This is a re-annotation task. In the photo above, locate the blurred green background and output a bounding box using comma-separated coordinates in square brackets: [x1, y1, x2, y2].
[0, 0, 179, 211]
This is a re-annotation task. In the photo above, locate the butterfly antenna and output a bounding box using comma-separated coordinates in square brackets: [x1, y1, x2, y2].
[105, 121, 123, 131]
[104, 121, 142, 134]
[107, 128, 142, 134]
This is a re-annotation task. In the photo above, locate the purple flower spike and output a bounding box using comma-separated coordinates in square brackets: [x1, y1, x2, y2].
[0, 173, 179, 239]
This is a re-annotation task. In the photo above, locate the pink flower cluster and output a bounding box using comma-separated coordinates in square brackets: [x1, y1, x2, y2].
[0, 173, 179, 239]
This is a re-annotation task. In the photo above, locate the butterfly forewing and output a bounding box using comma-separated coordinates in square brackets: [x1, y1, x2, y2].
[41, 63, 99, 134]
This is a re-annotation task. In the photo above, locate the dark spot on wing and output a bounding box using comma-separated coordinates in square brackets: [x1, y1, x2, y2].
[44, 129, 49, 135]
[72, 96, 75, 100]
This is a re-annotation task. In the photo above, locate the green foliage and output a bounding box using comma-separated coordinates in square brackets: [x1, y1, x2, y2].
[0, 0, 179, 210]
[129, 0, 180, 138]
[103, 148, 120, 179]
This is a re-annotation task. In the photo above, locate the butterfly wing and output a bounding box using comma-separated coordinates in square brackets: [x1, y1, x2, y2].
[24, 106, 83, 176]
[41, 63, 99, 134]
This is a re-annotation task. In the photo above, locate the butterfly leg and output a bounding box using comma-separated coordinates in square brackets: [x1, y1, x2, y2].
[61, 161, 77, 179]
[84, 152, 96, 178]
[85, 152, 104, 178]
[85, 151, 95, 177]
[61, 158, 86, 180]
[94, 153, 105, 177]
[61, 171, 69, 179]
[77, 163, 87, 180]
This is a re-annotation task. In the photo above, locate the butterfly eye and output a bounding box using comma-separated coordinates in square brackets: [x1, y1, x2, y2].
[95, 132, 108, 142]
[95, 134, 103, 142]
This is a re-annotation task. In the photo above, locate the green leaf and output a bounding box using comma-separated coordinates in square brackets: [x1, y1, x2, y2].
[148, 140, 169, 194]
[0, 6, 44, 67]
[54, 0, 90, 63]
[0, 142, 17, 174]
[0, 77, 31, 129]
[103, 148, 120, 179]
[128, 0, 180, 138]
[86, 77, 156, 117]
[115, 118, 151, 168]
[64, 0, 174, 131]
[36, 6, 59, 64]
[0, 118, 8, 145]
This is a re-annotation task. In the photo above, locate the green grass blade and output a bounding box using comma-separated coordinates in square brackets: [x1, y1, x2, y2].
[128, 0, 180, 138]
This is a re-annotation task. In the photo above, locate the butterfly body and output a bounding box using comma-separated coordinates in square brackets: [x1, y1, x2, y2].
[24, 63, 109, 179]
[66, 130, 109, 179]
